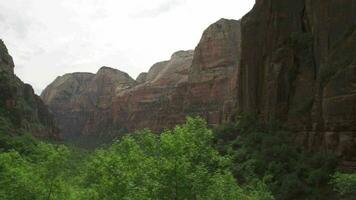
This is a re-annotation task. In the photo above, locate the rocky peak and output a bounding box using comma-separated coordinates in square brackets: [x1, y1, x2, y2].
[0, 40, 58, 139]
[189, 18, 241, 82]
[93, 66, 135, 94]
[111, 17, 242, 132]
[96, 66, 132, 80]
[0, 39, 14, 74]
[145, 61, 169, 82]
[41, 72, 94, 105]
[136, 72, 148, 84]
[41, 67, 136, 139]
[141, 50, 194, 86]
[171, 50, 194, 60]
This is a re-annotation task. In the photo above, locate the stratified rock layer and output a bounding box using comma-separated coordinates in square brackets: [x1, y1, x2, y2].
[44, 18, 241, 138]
[0, 40, 58, 139]
[113, 50, 195, 132]
[113, 19, 241, 132]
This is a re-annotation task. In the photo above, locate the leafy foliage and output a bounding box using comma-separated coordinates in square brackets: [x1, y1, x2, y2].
[0, 117, 274, 200]
[0, 141, 70, 200]
[81, 117, 273, 200]
[0, 115, 345, 200]
[331, 172, 356, 199]
[214, 115, 338, 200]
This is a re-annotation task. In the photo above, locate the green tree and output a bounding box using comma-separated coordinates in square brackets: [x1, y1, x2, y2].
[0, 151, 41, 200]
[332, 172, 356, 199]
[0, 139, 71, 200]
[81, 117, 273, 200]
[214, 115, 337, 200]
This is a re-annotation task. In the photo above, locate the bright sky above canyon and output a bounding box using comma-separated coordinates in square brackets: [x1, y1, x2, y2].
[0, 0, 254, 94]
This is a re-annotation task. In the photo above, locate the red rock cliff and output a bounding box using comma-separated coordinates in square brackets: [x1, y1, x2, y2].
[42, 0, 356, 165]
[41, 67, 135, 139]
[238, 0, 356, 166]
[112, 19, 241, 132]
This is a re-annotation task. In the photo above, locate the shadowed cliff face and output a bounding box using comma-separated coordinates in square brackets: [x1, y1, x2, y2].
[238, 0, 356, 166]
[0, 40, 59, 139]
[41, 67, 135, 140]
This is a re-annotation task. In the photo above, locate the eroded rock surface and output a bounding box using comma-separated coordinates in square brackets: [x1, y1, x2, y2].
[238, 0, 356, 165]
[41, 67, 135, 140]
[113, 19, 241, 132]
[42, 0, 356, 164]
[0, 40, 59, 139]
[113, 50, 195, 132]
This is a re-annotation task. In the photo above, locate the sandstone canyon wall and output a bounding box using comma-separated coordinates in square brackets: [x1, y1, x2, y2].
[41, 67, 135, 140]
[42, 0, 356, 164]
[114, 19, 241, 132]
[238, 0, 356, 167]
[42, 18, 241, 137]
[0, 40, 58, 139]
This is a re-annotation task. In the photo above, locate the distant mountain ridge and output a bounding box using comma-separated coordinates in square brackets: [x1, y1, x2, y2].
[42, 18, 240, 139]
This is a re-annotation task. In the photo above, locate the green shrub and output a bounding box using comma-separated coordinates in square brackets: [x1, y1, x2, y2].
[81, 117, 274, 200]
[331, 172, 356, 199]
[214, 115, 338, 200]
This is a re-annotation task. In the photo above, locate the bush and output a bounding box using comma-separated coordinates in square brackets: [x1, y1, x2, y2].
[331, 172, 356, 199]
[0, 117, 276, 199]
[81, 117, 274, 200]
[214, 115, 338, 200]
[0, 142, 71, 200]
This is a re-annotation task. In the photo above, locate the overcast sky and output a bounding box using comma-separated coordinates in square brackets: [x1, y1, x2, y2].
[0, 0, 254, 94]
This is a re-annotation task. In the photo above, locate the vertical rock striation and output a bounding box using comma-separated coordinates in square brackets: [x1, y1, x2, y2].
[238, 0, 356, 166]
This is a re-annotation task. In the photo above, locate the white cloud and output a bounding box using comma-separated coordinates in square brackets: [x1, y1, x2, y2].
[0, 0, 254, 94]
[131, 0, 186, 18]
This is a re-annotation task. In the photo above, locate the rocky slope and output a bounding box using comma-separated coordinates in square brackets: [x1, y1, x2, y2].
[237, 0, 356, 166]
[0, 40, 58, 138]
[41, 67, 135, 140]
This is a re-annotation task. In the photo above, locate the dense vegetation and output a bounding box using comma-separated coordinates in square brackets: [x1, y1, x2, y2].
[214, 115, 341, 200]
[0, 116, 355, 200]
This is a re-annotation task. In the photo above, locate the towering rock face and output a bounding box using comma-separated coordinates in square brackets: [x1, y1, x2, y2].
[41, 67, 135, 140]
[238, 0, 356, 166]
[186, 19, 241, 124]
[0, 40, 58, 138]
[112, 19, 241, 132]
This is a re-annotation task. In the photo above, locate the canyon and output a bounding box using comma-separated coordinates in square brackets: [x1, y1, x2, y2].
[0, 0, 355, 166]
